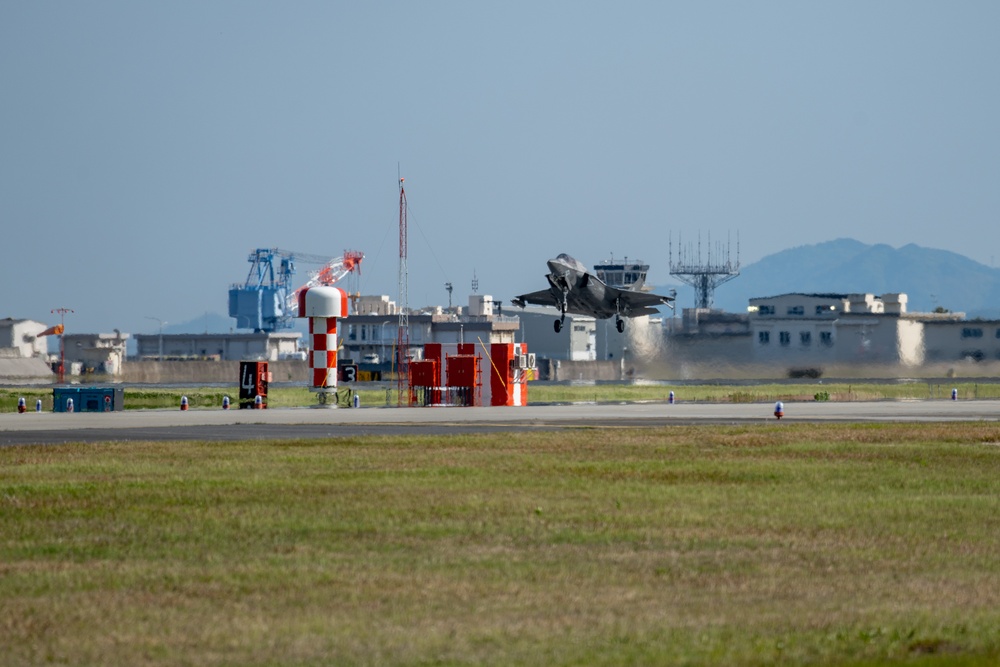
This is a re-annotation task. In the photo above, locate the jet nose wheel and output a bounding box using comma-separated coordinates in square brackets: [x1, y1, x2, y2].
[554, 319, 563, 333]
[616, 318, 625, 333]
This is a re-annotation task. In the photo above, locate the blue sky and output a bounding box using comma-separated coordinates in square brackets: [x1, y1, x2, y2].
[2, 2, 998, 335]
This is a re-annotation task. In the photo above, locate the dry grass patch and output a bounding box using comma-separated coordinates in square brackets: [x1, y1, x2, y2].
[3, 424, 1000, 665]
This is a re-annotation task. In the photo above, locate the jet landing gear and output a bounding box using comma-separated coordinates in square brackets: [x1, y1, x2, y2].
[554, 292, 568, 333]
[554, 304, 567, 333]
[614, 296, 627, 333]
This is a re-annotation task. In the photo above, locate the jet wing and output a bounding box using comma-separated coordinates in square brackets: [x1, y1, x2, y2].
[511, 288, 560, 309]
[610, 286, 674, 315]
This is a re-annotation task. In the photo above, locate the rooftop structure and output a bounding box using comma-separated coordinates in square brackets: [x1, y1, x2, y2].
[593, 256, 652, 292]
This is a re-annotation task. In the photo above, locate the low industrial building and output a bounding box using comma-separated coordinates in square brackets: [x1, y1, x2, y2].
[747, 293, 926, 369]
[0, 318, 54, 381]
[662, 292, 1000, 377]
[515, 308, 597, 362]
[132, 332, 302, 361]
[62, 332, 130, 376]
[341, 294, 519, 365]
[0, 318, 49, 358]
[923, 319, 1000, 364]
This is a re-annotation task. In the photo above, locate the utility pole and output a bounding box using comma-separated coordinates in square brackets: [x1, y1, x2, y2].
[396, 176, 409, 406]
[51, 307, 73, 384]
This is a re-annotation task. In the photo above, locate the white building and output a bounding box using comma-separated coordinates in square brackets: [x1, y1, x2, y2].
[0, 318, 54, 380]
[747, 293, 929, 369]
[133, 332, 302, 361]
[923, 320, 1000, 364]
[0, 318, 48, 359]
[62, 332, 130, 376]
[355, 295, 397, 316]
[515, 308, 597, 361]
[665, 292, 994, 377]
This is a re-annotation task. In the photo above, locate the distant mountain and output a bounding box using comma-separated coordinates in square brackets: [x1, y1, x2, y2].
[164, 312, 239, 335]
[705, 239, 1000, 318]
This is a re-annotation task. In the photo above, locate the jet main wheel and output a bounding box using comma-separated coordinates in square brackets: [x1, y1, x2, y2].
[554, 319, 562, 333]
[616, 318, 625, 333]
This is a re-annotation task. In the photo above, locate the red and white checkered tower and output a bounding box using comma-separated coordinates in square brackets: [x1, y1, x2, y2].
[297, 285, 348, 407]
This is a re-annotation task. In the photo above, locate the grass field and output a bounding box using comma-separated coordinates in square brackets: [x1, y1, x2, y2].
[3, 423, 1000, 665]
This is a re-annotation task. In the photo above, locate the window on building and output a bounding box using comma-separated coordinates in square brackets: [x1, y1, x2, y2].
[962, 327, 983, 338]
[996, 328, 1000, 339]
[779, 331, 791, 346]
[758, 305, 775, 315]
[815, 305, 835, 315]
[787, 306, 804, 316]
[800, 332, 811, 346]
[820, 331, 833, 346]
[758, 331, 770, 344]
[360, 326, 367, 341]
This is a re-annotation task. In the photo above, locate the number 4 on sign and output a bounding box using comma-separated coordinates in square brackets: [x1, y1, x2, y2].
[241, 365, 254, 390]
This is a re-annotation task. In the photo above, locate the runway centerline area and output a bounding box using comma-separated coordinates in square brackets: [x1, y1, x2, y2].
[2, 400, 999, 445]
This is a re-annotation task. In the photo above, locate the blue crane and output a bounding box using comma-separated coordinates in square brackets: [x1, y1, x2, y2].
[228, 248, 362, 332]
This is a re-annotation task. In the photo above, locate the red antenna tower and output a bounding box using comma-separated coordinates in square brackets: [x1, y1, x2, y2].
[396, 177, 410, 405]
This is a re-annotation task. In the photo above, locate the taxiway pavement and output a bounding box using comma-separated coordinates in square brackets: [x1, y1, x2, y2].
[1, 399, 999, 445]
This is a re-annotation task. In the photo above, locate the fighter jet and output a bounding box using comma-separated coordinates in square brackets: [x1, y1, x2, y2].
[512, 253, 675, 333]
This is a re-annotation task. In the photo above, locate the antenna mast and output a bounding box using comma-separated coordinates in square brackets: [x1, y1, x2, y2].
[669, 231, 741, 309]
[396, 176, 409, 405]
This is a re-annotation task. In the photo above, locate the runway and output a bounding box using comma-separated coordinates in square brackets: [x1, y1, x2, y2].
[2, 399, 999, 445]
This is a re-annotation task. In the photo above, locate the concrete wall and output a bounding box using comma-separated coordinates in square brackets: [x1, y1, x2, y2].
[120, 360, 310, 384]
[0, 356, 55, 381]
[538, 359, 621, 382]
[924, 321, 1000, 363]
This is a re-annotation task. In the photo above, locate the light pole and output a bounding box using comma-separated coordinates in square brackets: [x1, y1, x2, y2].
[51, 307, 73, 384]
[145, 316, 166, 361]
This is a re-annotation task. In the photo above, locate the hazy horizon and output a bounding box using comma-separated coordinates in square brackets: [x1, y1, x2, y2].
[4, 3, 998, 335]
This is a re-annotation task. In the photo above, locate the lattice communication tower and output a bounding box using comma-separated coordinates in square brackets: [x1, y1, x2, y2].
[669, 232, 741, 309]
